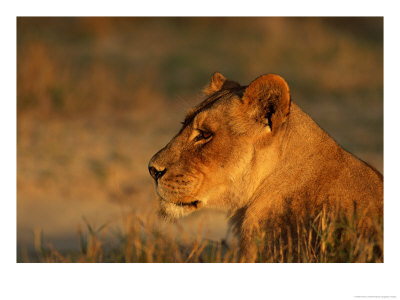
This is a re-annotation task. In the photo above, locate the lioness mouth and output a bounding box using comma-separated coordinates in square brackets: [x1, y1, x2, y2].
[176, 200, 201, 209]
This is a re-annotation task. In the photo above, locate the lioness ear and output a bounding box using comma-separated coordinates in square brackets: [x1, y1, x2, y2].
[203, 72, 240, 96]
[243, 74, 291, 132]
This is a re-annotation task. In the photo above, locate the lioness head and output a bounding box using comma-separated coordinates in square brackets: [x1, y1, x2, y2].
[148, 72, 291, 219]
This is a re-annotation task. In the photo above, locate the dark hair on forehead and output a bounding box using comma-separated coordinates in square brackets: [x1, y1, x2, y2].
[181, 86, 245, 127]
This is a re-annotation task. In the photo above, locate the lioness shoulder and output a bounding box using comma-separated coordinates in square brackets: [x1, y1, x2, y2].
[148, 72, 383, 262]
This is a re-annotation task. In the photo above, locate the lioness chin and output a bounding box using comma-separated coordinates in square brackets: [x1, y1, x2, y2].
[148, 72, 383, 262]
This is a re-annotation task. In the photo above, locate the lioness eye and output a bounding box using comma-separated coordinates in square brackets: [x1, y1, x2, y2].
[200, 131, 212, 139]
[195, 129, 213, 142]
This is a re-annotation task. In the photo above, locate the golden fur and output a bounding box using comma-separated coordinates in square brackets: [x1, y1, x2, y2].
[148, 72, 383, 262]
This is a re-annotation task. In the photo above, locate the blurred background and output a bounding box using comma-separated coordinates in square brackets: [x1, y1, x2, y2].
[17, 17, 383, 261]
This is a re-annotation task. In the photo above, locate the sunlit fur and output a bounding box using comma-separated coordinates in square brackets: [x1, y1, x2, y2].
[149, 72, 383, 262]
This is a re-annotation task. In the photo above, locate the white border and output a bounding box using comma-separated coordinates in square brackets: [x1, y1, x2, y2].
[2, 1, 399, 300]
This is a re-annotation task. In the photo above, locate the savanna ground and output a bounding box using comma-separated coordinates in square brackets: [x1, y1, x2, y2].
[17, 17, 383, 262]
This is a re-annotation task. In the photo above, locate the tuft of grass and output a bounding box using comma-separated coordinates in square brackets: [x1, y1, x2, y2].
[21, 210, 382, 263]
[252, 207, 383, 263]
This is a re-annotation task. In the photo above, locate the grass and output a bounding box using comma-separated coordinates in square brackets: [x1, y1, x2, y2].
[19, 208, 383, 263]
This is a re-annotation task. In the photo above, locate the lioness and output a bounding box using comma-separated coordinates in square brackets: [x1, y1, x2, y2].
[148, 72, 383, 262]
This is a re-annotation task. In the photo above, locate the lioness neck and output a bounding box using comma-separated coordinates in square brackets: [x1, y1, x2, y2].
[245, 102, 382, 217]
[283, 102, 339, 163]
[241, 102, 336, 211]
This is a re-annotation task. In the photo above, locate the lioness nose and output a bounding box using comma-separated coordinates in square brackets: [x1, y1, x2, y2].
[148, 165, 167, 181]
